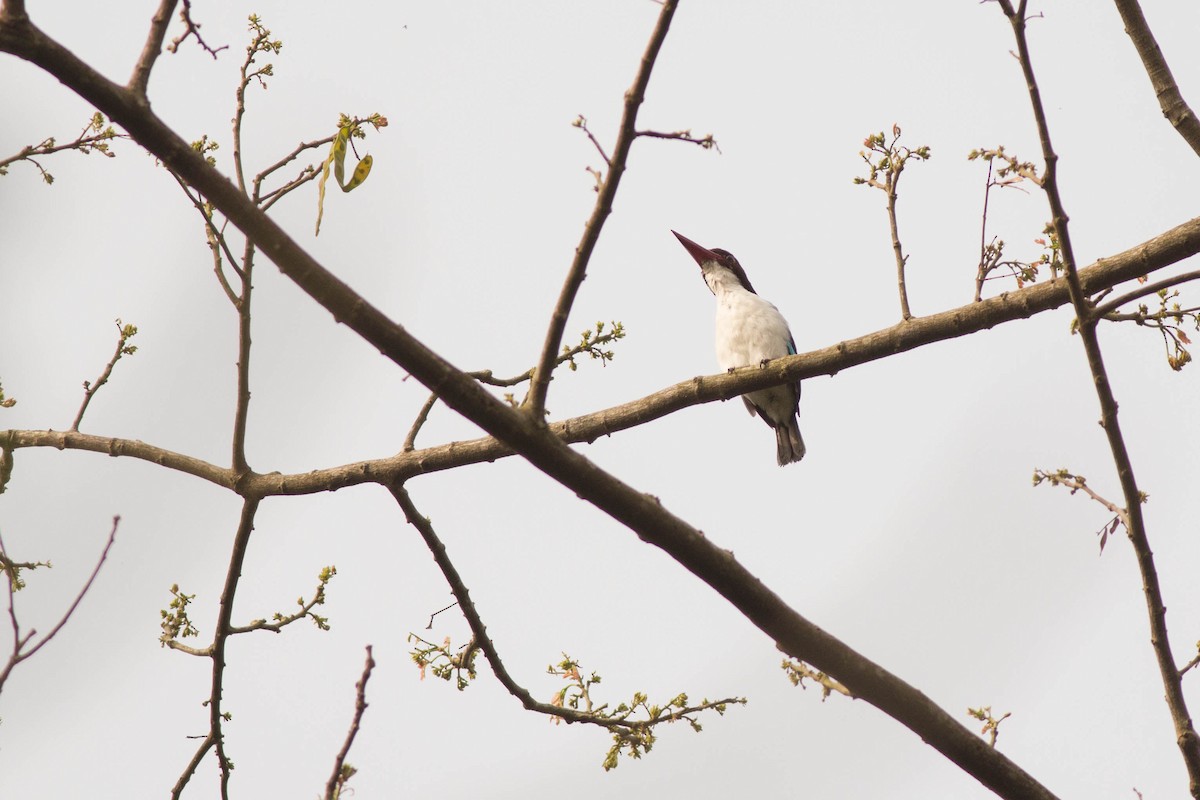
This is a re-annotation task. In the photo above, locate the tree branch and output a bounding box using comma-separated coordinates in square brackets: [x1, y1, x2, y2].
[999, 2, 1200, 794]
[0, 516, 119, 692]
[1092, 267, 1200, 318]
[324, 645, 374, 800]
[1112, 0, 1200, 157]
[170, 498, 260, 799]
[129, 0, 177, 97]
[524, 0, 677, 418]
[392, 482, 743, 756]
[4, 211, 1200, 497]
[71, 320, 137, 432]
[0, 0, 27, 23]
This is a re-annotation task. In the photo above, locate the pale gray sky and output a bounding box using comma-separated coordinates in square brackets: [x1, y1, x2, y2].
[3, 2, 1200, 798]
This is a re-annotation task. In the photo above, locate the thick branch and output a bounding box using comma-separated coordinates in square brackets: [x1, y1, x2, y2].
[1112, 0, 1200, 157]
[524, 0, 676, 418]
[5, 212, 1200, 496]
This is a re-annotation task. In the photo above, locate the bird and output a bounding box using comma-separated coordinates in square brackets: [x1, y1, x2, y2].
[672, 230, 806, 465]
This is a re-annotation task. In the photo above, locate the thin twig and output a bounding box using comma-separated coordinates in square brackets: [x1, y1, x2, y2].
[390, 483, 740, 736]
[1112, 0, 1200, 157]
[573, 115, 611, 166]
[166, 170, 242, 304]
[230, 236, 255, 474]
[635, 128, 720, 153]
[0, 117, 123, 180]
[324, 646, 375, 800]
[71, 320, 137, 432]
[1092, 268, 1200, 318]
[999, 1, 1200, 793]
[402, 392, 440, 452]
[525, 0, 678, 418]
[975, 159, 995, 302]
[166, 0, 227, 59]
[1181, 651, 1200, 679]
[0, 516, 119, 692]
[403, 326, 625, 451]
[426, 602, 458, 630]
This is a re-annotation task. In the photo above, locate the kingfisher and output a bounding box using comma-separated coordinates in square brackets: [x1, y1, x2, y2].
[672, 230, 806, 465]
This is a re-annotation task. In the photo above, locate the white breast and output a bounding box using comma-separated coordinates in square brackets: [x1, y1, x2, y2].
[705, 267, 793, 370]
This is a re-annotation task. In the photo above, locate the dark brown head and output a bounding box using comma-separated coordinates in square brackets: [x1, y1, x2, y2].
[672, 230, 757, 294]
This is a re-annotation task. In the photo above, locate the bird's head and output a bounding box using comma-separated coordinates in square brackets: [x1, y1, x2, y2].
[672, 230, 757, 295]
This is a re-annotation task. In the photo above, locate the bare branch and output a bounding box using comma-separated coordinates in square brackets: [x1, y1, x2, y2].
[0, 113, 122, 182]
[170, 499, 261, 799]
[1112, 0, 1200, 157]
[228, 566, 335, 635]
[0, 1, 28, 23]
[635, 127, 720, 153]
[998, 1, 1200, 791]
[402, 322, 625, 451]
[0, 429, 235, 489]
[0, 516, 119, 693]
[324, 645, 375, 800]
[525, 0, 678, 418]
[166, 0, 227, 60]
[854, 126, 930, 320]
[392, 483, 743, 766]
[572, 115, 611, 166]
[1182, 648, 1200, 679]
[425, 602, 458, 630]
[1092, 268, 1200, 318]
[230, 236, 255, 474]
[232, 17, 282, 195]
[166, 169, 243, 305]
[71, 319, 138, 431]
[129, 0, 177, 96]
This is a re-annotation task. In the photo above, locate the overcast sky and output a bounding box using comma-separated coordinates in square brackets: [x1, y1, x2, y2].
[3, 2, 1200, 798]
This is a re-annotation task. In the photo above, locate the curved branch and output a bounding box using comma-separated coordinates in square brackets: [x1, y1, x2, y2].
[524, 0, 677, 418]
[0, 430, 235, 489]
[1091, 266, 1200, 318]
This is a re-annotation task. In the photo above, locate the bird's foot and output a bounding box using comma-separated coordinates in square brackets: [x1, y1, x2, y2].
[758, 358, 771, 369]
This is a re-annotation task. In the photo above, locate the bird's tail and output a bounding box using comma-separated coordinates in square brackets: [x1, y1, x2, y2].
[775, 419, 806, 466]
